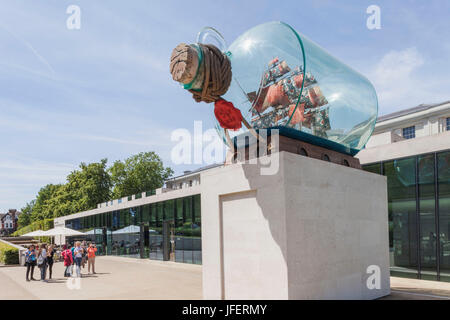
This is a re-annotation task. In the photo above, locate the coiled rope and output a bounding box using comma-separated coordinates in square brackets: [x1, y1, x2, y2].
[188, 44, 232, 103]
[170, 42, 264, 150]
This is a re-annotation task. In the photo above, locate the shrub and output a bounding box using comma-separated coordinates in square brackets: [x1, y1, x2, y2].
[12, 218, 54, 237]
[0, 242, 19, 265]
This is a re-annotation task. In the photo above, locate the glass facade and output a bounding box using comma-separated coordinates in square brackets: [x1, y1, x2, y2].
[65, 194, 202, 265]
[363, 150, 450, 281]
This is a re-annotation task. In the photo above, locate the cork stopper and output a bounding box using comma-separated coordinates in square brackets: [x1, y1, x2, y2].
[170, 43, 199, 84]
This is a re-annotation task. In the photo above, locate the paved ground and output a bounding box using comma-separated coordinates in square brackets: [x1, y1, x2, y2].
[2, 258, 450, 300]
[382, 277, 450, 300]
[0, 256, 202, 300]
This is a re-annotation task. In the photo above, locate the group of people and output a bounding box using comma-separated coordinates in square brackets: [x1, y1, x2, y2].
[24, 241, 97, 282]
[61, 241, 97, 278]
[24, 243, 55, 282]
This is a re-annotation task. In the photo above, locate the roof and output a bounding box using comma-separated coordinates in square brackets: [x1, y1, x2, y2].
[377, 100, 450, 123]
[0, 210, 21, 221]
[166, 163, 222, 181]
[0, 214, 11, 222]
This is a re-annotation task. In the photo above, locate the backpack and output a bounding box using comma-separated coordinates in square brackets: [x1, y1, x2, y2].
[37, 254, 44, 266]
[25, 251, 32, 263]
[63, 250, 72, 263]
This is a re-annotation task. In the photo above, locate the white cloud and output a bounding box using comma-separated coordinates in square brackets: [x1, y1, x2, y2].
[372, 47, 423, 112]
[374, 47, 424, 83]
[370, 47, 449, 115]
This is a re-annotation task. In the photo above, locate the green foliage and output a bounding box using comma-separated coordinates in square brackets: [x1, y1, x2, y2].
[0, 242, 19, 265]
[17, 213, 32, 230]
[18, 200, 34, 229]
[19, 151, 172, 234]
[30, 184, 63, 222]
[12, 218, 54, 237]
[174, 222, 201, 237]
[46, 159, 112, 217]
[109, 152, 173, 199]
[25, 159, 112, 224]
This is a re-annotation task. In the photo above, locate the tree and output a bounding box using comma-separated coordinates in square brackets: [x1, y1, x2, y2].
[18, 200, 35, 229]
[46, 159, 112, 217]
[17, 152, 171, 230]
[109, 152, 173, 198]
[66, 159, 112, 212]
[31, 184, 63, 222]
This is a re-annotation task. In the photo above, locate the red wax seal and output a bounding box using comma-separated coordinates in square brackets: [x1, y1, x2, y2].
[214, 99, 243, 130]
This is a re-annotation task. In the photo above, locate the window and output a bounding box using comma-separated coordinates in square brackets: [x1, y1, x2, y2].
[418, 154, 437, 280]
[402, 126, 415, 139]
[446, 117, 450, 131]
[363, 163, 381, 175]
[142, 204, 150, 223]
[176, 198, 184, 227]
[164, 200, 174, 220]
[438, 151, 450, 281]
[384, 157, 418, 278]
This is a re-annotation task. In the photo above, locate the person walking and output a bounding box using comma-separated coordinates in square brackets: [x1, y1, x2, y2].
[87, 243, 98, 274]
[25, 245, 37, 281]
[73, 241, 83, 278]
[61, 245, 73, 277]
[46, 245, 55, 280]
[81, 241, 87, 269]
[37, 243, 47, 282]
[70, 244, 76, 276]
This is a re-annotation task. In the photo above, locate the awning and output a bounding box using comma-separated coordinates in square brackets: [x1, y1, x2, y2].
[42, 226, 85, 237]
[21, 230, 47, 237]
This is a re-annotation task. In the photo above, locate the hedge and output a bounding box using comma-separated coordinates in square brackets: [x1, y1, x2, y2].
[0, 242, 19, 265]
[12, 218, 54, 237]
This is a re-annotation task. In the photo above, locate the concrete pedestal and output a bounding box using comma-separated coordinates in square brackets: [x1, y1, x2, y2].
[201, 151, 390, 299]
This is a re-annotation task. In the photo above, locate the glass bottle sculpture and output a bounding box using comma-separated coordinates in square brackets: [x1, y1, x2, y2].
[172, 21, 378, 156]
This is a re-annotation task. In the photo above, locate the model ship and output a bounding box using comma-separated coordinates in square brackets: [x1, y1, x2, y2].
[247, 57, 331, 139]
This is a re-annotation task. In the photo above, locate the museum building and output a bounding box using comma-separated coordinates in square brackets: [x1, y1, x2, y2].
[55, 101, 450, 281]
[54, 166, 222, 265]
[358, 100, 450, 281]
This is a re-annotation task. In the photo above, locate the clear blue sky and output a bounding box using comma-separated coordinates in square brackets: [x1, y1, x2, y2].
[0, 0, 449, 211]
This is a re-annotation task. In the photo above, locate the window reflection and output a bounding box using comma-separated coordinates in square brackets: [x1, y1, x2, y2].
[439, 151, 450, 281]
[384, 158, 418, 279]
[418, 154, 437, 280]
[362, 150, 450, 282]
[64, 195, 202, 265]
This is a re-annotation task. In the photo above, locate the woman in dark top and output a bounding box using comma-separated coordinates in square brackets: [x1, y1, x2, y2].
[47, 245, 55, 280]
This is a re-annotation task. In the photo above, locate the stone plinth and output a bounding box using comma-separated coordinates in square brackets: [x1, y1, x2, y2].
[200, 151, 390, 299]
